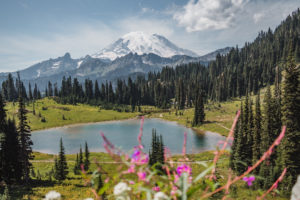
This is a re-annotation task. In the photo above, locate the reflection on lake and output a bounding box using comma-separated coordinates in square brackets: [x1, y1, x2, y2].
[31, 118, 225, 154]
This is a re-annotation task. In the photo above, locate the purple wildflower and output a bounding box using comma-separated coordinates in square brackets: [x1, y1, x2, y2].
[176, 164, 192, 176]
[243, 176, 255, 186]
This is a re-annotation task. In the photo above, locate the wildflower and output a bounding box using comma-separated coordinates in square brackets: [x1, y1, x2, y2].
[152, 186, 160, 192]
[171, 186, 178, 196]
[174, 174, 179, 183]
[44, 191, 61, 200]
[176, 164, 192, 176]
[114, 182, 131, 196]
[137, 171, 147, 181]
[129, 180, 135, 185]
[154, 192, 168, 200]
[127, 165, 135, 173]
[243, 176, 255, 186]
[131, 147, 149, 165]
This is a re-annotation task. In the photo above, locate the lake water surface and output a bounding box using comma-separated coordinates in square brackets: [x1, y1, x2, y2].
[32, 118, 225, 154]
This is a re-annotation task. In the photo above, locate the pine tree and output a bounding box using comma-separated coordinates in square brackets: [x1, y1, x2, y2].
[95, 172, 106, 200]
[280, 45, 300, 193]
[229, 112, 239, 171]
[73, 153, 79, 175]
[54, 138, 68, 181]
[28, 83, 33, 101]
[149, 129, 165, 173]
[84, 141, 90, 171]
[0, 94, 6, 181]
[252, 92, 262, 172]
[79, 145, 83, 168]
[17, 92, 33, 182]
[245, 98, 254, 167]
[192, 93, 205, 126]
[1, 119, 22, 183]
[233, 103, 247, 174]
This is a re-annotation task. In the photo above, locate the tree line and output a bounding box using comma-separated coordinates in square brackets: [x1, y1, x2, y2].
[229, 46, 300, 194]
[1, 10, 299, 111]
[0, 78, 33, 184]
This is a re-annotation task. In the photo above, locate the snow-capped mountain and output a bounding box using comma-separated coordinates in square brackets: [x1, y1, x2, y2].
[0, 31, 232, 90]
[92, 31, 199, 60]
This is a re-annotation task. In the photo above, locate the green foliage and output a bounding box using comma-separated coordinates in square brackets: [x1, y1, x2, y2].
[149, 129, 165, 172]
[84, 141, 90, 171]
[54, 138, 68, 181]
[192, 93, 205, 126]
[280, 45, 300, 193]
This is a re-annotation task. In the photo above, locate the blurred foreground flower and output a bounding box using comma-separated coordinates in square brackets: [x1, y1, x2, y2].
[243, 176, 255, 186]
[44, 191, 61, 200]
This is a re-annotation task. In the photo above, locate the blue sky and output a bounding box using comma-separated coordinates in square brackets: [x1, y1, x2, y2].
[0, 0, 299, 72]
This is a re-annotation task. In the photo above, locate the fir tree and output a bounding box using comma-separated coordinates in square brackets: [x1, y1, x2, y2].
[280, 45, 300, 193]
[149, 129, 165, 172]
[79, 145, 83, 168]
[192, 93, 205, 126]
[73, 153, 79, 175]
[17, 93, 33, 182]
[84, 141, 90, 171]
[0, 119, 22, 184]
[252, 92, 262, 172]
[54, 138, 68, 181]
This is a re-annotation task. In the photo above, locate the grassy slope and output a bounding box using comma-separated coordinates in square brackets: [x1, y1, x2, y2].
[12, 152, 287, 199]
[149, 86, 271, 137]
[5, 98, 139, 131]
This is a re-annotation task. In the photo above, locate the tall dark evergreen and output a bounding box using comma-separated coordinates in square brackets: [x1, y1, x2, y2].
[17, 91, 33, 182]
[84, 141, 90, 171]
[252, 92, 262, 169]
[0, 94, 6, 181]
[149, 129, 165, 171]
[54, 138, 68, 181]
[280, 45, 300, 193]
[0, 119, 22, 183]
[192, 93, 205, 126]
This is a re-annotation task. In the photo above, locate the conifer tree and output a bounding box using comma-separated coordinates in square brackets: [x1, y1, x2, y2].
[84, 141, 90, 171]
[1, 119, 22, 183]
[245, 98, 254, 167]
[192, 93, 205, 126]
[17, 92, 33, 182]
[0, 94, 5, 181]
[280, 45, 300, 193]
[54, 138, 68, 181]
[233, 103, 246, 174]
[252, 92, 262, 171]
[79, 145, 83, 167]
[149, 129, 165, 171]
[73, 153, 80, 175]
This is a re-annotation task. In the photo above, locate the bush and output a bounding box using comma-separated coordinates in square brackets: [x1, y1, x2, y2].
[41, 117, 46, 122]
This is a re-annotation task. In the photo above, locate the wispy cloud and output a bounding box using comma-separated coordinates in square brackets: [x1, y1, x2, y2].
[173, 0, 248, 32]
[253, 12, 265, 24]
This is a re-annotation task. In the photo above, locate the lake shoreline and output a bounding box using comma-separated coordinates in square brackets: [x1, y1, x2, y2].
[31, 115, 142, 133]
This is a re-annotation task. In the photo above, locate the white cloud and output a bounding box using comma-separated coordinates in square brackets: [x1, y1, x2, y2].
[253, 12, 265, 24]
[118, 17, 174, 37]
[0, 18, 175, 72]
[173, 0, 248, 32]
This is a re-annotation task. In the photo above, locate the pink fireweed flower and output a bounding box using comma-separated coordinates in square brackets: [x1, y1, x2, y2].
[174, 174, 179, 183]
[171, 186, 178, 196]
[176, 164, 192, 176]
[137, 172, 147, 181]
[127, 165, 135, 173]
[129, 180, 135, 185]
[243, 176, 255, 186]
[131, 147, 149, 165]
[152, 186, 160, 192]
